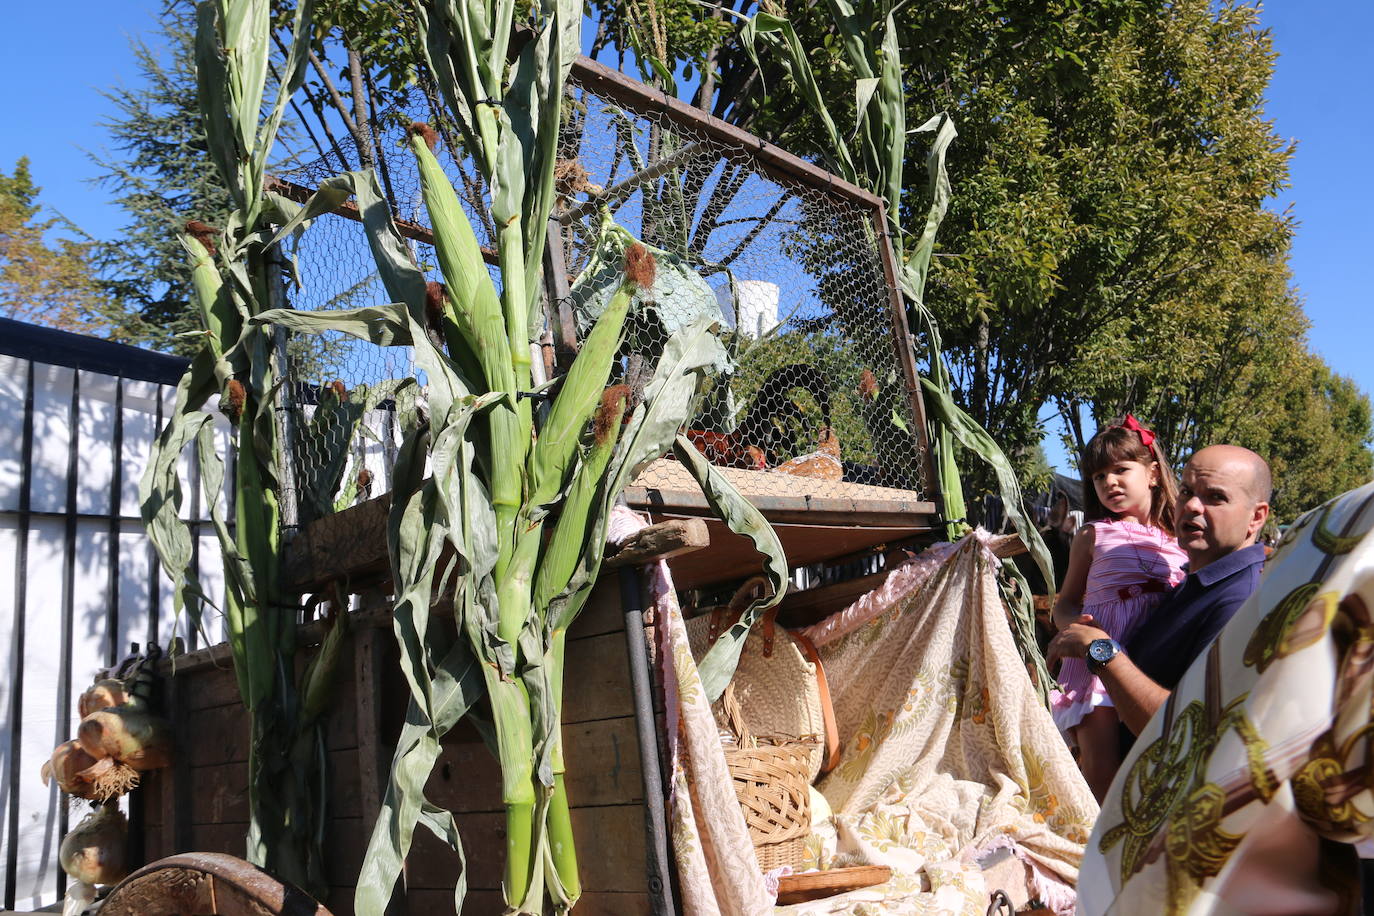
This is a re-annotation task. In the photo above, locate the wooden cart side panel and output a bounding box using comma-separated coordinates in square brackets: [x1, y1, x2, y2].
[140, 577, 657, 915]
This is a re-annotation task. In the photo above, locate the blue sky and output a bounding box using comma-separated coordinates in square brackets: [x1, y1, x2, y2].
[3, 3, 1370, 473]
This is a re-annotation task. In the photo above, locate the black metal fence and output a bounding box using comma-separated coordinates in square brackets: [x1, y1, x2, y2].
[0, 318, 226, 911]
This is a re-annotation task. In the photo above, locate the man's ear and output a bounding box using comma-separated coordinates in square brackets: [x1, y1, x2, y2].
[1248, 501, 1271, 540]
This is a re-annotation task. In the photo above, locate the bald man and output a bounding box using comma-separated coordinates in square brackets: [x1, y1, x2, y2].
[1048, 445, 1272, 739]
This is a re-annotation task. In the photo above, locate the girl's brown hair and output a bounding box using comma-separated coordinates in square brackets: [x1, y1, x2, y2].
[1079, 418, 1178, 532]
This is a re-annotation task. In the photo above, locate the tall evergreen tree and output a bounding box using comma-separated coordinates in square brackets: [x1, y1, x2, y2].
[89, 6, 237, 353]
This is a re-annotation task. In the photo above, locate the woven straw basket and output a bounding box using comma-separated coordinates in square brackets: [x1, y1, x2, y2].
[685, 577, 837, 781]
[687, 577, 838, 871]
[719, 685, 816, 871]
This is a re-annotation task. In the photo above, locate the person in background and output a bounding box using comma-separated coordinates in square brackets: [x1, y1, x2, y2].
[1049, 416, 1188, 799]
[1048, 444, 1271, 748]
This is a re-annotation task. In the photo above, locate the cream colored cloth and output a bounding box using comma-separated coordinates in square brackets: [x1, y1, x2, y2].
[1080, 482, 1374, 915]
[784, 532, 1096, 915]
[611, 508, 775, 916]
[624, 511, 1095, 915]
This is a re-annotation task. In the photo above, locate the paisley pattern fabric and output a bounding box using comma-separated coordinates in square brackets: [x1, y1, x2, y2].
[611, 508, 774, 916]
[625, 512, 1095, 915]
[1080, 481, 1374, 915]
[782, 533, 1096, 915]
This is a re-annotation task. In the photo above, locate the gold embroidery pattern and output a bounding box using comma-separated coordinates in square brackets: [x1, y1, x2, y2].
[1165, 782, 1242, 899]
[1243, 583, 1326, 672]
[1313, 498, 1371, 555]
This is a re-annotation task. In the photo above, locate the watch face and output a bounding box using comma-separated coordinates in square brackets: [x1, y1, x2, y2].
[1088, 639, 1117, 668]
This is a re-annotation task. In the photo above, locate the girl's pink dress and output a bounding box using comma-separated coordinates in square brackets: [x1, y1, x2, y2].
[1051, 518, 1187, 733]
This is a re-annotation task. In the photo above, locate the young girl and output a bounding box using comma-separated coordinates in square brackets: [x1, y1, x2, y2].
[1051, 415, 1186, 799]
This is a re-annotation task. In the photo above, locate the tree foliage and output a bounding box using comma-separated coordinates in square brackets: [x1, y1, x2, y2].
[90, 8, 237, 353]
[1, 157, 119, 335]
[605, 0, 1372, 519]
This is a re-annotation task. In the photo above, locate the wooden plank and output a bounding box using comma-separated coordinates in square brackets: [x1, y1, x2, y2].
[603, 518, 709, 570]
[775, 569, 889, 629]
[186, 704, 251, 767]
[658, 517, 928, 589]
[282, 493, 393, 593]
[625, 484, 938, 525]
[405, 805, 646, 893]
[353, 626, 388, 849]
[567, 577, 626, 639]
[427, 717, 642, 814]
[187, 749, 362, 825]
[561, 632, 636, 724]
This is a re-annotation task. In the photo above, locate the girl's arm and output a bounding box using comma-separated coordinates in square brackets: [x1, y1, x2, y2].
[1052, 524, 1095, 631]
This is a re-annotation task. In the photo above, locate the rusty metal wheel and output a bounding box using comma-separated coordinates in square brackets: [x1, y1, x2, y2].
[100, 852, 334, 916]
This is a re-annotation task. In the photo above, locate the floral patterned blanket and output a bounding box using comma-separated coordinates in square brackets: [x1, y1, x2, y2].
[617, 511, 1096, 916]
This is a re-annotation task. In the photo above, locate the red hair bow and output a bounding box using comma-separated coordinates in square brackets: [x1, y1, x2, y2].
[1118, 413, 1155, 448]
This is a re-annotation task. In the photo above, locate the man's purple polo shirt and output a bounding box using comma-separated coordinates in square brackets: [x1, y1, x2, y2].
[1125, 542, 1267, 692]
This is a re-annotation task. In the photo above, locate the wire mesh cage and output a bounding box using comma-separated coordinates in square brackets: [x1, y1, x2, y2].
[268, 59, 935, 530]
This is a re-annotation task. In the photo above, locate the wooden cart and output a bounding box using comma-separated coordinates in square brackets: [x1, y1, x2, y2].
[120, 477, 938, 915]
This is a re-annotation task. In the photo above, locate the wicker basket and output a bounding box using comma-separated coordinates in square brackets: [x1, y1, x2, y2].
[719, 684, 815, 871]
[725, 739, 815, 869]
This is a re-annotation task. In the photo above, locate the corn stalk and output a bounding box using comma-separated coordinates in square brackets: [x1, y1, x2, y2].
[251, 1, 788, 912]
[741, 2, 1055, 699]
[138, 0, 353, 895]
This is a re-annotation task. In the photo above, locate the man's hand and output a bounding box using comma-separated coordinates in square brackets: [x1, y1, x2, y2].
[1046, 614, 1109, 670]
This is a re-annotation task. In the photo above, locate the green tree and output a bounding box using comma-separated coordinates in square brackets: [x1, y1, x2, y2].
[90, 7, 240, 352]
[597, 0, 1371, 516]
[1, 157, 119, 335]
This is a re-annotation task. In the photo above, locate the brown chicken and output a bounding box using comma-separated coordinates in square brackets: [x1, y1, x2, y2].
[774, 427, 842, 481]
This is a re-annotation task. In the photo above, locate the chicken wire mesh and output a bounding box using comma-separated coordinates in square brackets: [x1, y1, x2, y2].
[268, 63, 931, 530]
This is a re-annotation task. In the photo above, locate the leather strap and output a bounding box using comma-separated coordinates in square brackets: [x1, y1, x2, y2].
[789, 629, 841, 774]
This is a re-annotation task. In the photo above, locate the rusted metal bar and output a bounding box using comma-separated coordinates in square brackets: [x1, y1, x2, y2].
[569, 56, 883, 210]
[264, 176, 500, 267]
[872, 201, 942, 513]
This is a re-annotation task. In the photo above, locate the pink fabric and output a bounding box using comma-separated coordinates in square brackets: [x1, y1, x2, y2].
[1050, 519, 1186, 733]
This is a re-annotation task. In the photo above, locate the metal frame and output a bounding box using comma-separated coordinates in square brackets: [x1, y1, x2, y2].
[0, 319, 189, 909]
[567, 57, 941, 507]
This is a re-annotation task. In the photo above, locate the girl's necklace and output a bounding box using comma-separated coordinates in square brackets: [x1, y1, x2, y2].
[1123, 519, 1162, 578]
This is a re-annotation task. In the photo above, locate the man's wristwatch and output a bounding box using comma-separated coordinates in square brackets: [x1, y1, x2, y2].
[1086, 638, 1123, 674]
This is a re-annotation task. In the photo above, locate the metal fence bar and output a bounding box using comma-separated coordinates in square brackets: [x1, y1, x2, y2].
[873, 202, 940, 507]
[4, 360, 36, 910]
[110, 377, 125, 667]
[55, 369, 83, 900]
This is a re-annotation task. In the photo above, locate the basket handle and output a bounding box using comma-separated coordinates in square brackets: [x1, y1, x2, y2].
[719, 681, 753, 746]
[790, 629, 841, 773]
[707, 576, 778, 654]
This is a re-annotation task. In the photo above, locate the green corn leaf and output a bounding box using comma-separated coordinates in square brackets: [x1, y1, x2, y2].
[194, 1, 241, 204]
[138, 349, 222, 636]
[354, 636, 483, 916]
[672, 437, 788, 701]
[921, 377, 1055, 595]
[543, 316, 722, 635]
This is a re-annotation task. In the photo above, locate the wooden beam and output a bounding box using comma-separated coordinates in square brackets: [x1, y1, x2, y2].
[603, 518, 710, 569]
[569, 56, 883, 211]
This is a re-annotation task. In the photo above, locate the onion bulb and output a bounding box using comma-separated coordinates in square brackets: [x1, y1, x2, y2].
[59, 802, 127, 886]
[78, 679, 129, 718]
[41, 741, 101, 800]
[77, 708, 172, 771]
